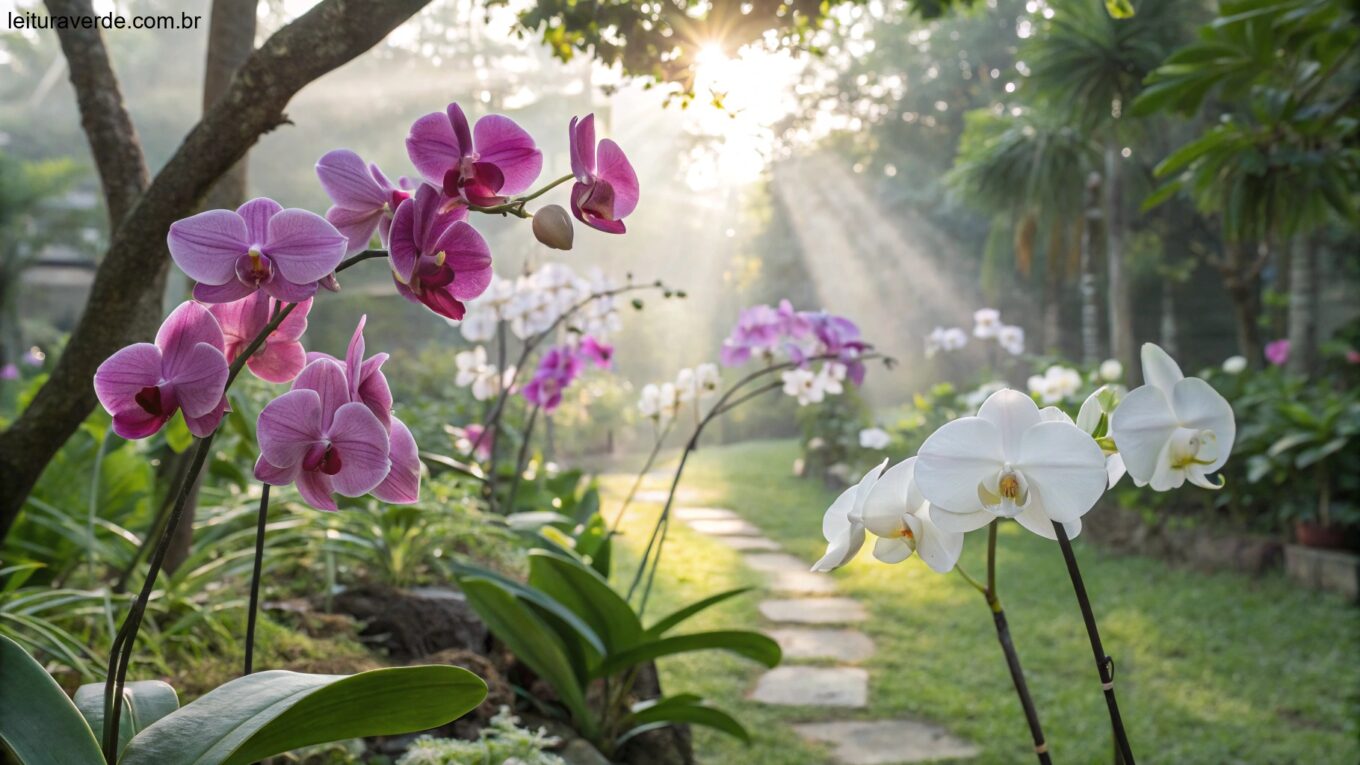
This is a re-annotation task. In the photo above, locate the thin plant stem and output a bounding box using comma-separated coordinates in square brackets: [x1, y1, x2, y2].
[114, 448, 189, 593]
[608, 419, 676, 535]
[243, 484, 270, 675]
[466, 173, 575, 217]
[504, 404, 540, 512]
[1053, 521, 1135, 765]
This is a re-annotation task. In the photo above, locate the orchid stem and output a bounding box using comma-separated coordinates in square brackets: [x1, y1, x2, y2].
[1053, 521, 1135, 765]
[243, 484, 270, 676]
[467, 173, 575, 217]
[504, 404, 540, 513]
[609, 420, 675, 536]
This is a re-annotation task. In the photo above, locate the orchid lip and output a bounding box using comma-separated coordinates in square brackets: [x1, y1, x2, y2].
[134, 385, 164, 416]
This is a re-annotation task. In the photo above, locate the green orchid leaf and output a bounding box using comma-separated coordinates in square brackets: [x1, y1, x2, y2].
[620, 695, 750, 745]
[592, 630, 781, 678]
[118, 665, 485, 765]
[74, 680, 179, 757]
[527, 549, 643, 653]
[0, 634, 105, 765]
[645, 587, 754, 637]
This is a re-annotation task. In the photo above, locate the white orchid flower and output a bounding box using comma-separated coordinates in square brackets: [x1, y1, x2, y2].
[916, 388, 1107, 540]
[638, 384, 662, 420]
[1076, 385, 1128, 487]
[781, 368, 825, 406]
[812, 459, 889, 572]
[859, 427, 891, 450]
[694, 363, 721, 397]
[674, 367, 698, 402]
[860, 457, 964, 573]
[997, 324, 1025, 355]
[454, 346, 488, 388]
[1109, 343, 1235, 491]
[973, 308, 1001, 339]
[1222, 355, 1247, 375]
[1099, 359, 1124, 382]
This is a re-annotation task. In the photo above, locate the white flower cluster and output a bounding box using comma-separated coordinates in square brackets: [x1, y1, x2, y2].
[1027, 364, 1083, 404]
[925, 326, 968, 357]
[638, 363, 720, 425]
[457, 263, 622, 343]
[973, 308, 1025, 356]
[454, 345, 514, 401]
[780, 362, 846, 406]
[859, 427, 892, 450]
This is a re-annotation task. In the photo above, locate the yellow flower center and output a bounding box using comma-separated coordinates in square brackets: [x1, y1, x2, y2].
[999, 473, 1022, 499]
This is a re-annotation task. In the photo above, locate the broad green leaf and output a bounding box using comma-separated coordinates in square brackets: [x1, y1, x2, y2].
[449, 561, 606, 655]
[573, 511, 612, 578]
[527, 550, 643, 653]
[457, 577, 596, 737]
[163, 412, 193, 454]
[621, 696, 750, 744]
[645, 588, 754, 637]
[1267, 431, 1316, 457]
[592, 630, 781, 678]
[74, 680, 179, 757]
[1295, 436, 1348, 469]
[1104, 0, 1135, 19]
[506, 511, 574, 531]
[119, 665, 486, 765]
[0, 634, 104, 765]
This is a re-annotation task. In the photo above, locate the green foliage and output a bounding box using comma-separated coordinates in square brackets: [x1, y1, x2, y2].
[0, 633, 105, 765]
[452, 527, 778, 755]
[73, 681, 179, 757]
[398, 707, 565, 765]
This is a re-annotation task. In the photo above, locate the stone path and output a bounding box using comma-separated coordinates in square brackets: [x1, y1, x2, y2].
[674, 504, 980, 764]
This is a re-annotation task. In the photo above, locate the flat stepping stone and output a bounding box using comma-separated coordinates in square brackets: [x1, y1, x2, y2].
[716, 535, 782, 552]
[686, 518, 763, 536]
[792, 719, 981, 764]
[632, 490, 671, 504]
[768, 628, 876, 662]
[759, 598, 867, 624]
[673, 507, 739, 521]
[743, 552, 815, 574]
[766, 570, 839, 595]
[750, 667, 867, 707]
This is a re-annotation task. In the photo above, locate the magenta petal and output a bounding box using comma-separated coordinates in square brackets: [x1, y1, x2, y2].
[157, 301, 226, 361]
[447, 103, 473, 157]
[113, 408, 169, 440]
[345, 316, 367, 401]
[430, 222, 492, 300]
[237, 198, 284, 245]
[167, 210, 248, 285]
[473, 114, 543, 195]
[183, 395, 228, 437]
[387, 196, 420, 284]
[357, 356, 393, 428]
[257, 388, 324, 469]
[296, 469, 338, 511]
[291, 358, 349, 430]
[193, 279, 257, 303]
[569, 114, 596, 180]
[94, 343, 163, 415]
[326, 205, 383, 257]
[372, 417, 420, 504]
[276, 298, 311, 341]
[260, 274, 319, 303]
[248, 341, 307, 384]
[596, 139, 639, 219]
[254, 455, 301, 486]
[316, 150, 387, 210]
[208, 292, 269, 351]
[264, 209, 347, 284]
[166, 342, 229, 419]
[327, 402, 391, 497]
[406, 111, 464, 186]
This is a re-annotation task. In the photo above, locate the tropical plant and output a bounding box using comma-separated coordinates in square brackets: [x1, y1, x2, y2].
[398, 707, 566, 765]
[451, 546, 779, 757]
[0, 633, 485, 765]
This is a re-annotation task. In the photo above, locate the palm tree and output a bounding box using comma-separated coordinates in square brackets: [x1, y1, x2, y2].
[1025, 0, 1189, 380]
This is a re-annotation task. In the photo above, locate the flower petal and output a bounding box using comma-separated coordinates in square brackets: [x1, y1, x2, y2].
[327, 402, 391, 497]
[431, 222, 493, 300]
[916, 416, 1004, 515]
[157, 301, 226, 367]
[473, 114, 543, 195]
[1141, 342, 1183, 394]
[927, 506, 995, 533]
[388, 196, 419, 283]
[260, 275, 319, 303]
[183, 395, 228, 437]
[811, 524, 864, 572]
[257, 389, 324, 470]
[1012, 505, 1081, 540]
[596, 139, 639, 218]
[872, 536, 914, 564]
[297, 469, 338, 511]
[248, 340, 307, 384]
[1170, 377, 1235, 473]
[913, 510, 963, 573]
[1106, 453, 1126, 488]
[372, 417, 421, 504]
[112, 409, 169, 440]
[94, 343, 163, 415]
[237, 198, 283, 245]
[1016, 421, 1108, 523]
[292, 358, 350, 431]
[569, 114, 595, 180]
[976, 388, 1041, 462]
[357, 355, 393, 428]
[166, 343, 229, 419]
[193, 278, 256, 303]
[1108, 385, 1178, 485]
[344, 315, 368, 402]
[254, 455, 300, 486]
[326, 205, 383, 257]
[316, 149, 387, 210]
[406, 111, 464, 186]
[167, 210, 247, 285]
[861, 458, 917, 538]
[264, 209, 347, 284]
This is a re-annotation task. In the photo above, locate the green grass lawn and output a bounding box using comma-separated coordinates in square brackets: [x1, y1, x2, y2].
[602, 439, 1360, 765]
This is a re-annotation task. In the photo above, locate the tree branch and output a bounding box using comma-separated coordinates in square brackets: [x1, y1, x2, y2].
[0, 0, 434, 545]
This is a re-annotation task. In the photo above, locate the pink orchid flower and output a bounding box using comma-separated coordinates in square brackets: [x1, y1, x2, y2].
[209, 293, 312, 384]
[167, 197, 348, 303]
[406, 102, 542, 207]
[522, 345, 584, 413]
[389, 185, 494, 320]
[578, 336, 614, 369]
[316, 150, 413, 256]
[254, 358, 391, 511]
[568, 114, 640, 234]
[94, 301, 229, 439]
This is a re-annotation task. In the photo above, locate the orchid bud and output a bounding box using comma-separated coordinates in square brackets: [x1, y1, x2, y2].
[532, 204, 574, 250]
[319, 273, 341, 293]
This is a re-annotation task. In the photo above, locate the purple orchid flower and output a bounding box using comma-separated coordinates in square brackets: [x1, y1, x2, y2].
[802, 311, 870, 386]
[568, 114, 640, 234]
[522, 345, 583, 413]
[94, 301, 229, 439]
[253, 358, 391, 511]
[316, 150, 413, 256]
[406, 103, 542, 207]
[719, 303, 784, 366]
[168, 198, 348, 303]
[389, 184, 494, 320]
[209, 293, 312, 384]
[0, 363, 19, 381]
[578, 336, 614, 369]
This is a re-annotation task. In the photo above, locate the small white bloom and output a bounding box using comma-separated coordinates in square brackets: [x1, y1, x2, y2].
[816, 363, 846, 397]
[781, 368, 825, 406]
[1027, 365, 1082, 404]
[454, 346, 488, 388]
[1099, 359, 1124, 382]
[638, 383, 662, 419]
[812, 459, 889, 572]
[859, 427, 891, 450]
[973, 308, 1002, 339]
[997, 324, 1025, 355]
[1109, 343, 1235, 491]
[916, 388, 1107, 540]
[1077, 385, 1128, 488]
[675, 367, 698, 402]
[694, 363, 721, 398]
[1222, 355, 1247, 375]
[926, 326, 967, 357]
[860, 457, 964, 573]
[964, 380, 1008, 410]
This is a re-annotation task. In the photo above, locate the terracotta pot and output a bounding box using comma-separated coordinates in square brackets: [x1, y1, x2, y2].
[1294, 521, 1351, 550]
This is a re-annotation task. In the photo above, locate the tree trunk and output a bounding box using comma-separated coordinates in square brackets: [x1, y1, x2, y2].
[164, 0, 258, 575]
[1159, 277, 1178, 359]
[1222, 242, 1264, 367]
[1103, 139, 1136, 381]
[1286, 234, 1319, 376]
[1080, 172, 1102, 365]
[0, 0, 436, 547]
